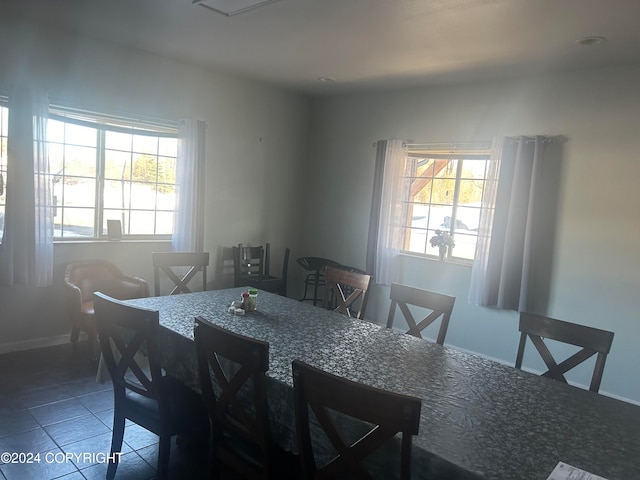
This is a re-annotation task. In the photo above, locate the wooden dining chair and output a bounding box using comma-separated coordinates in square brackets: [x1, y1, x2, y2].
[386, 283, 456, 345]
[194, 317, 276, 480]
[94, 293, 206, 480]
[292, 359, 421, 480]
[322, 265, 372, 319]
[233, 243, 290, 296]
[152, 251, 209, 296]
[515, 312, 615, 393]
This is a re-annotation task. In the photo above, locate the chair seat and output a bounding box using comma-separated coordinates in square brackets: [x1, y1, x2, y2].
[122, 376, 206, 433]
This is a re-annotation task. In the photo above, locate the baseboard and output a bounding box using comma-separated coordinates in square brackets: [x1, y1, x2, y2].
[0, 332, 86, 355]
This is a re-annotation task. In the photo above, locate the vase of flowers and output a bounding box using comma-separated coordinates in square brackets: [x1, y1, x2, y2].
[430, 230, 455, 261]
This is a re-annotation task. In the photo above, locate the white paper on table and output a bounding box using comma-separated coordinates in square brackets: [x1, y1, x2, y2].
[546, 462, 608, 480]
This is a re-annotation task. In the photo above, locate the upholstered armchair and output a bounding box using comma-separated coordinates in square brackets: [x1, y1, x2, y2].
[64, 259, 149, 360]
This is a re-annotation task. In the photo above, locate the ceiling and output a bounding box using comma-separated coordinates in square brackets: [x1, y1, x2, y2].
[4, 0, 640, 95]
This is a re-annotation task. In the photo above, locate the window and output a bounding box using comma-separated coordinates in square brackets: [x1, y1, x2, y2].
[0, 99, 7, 241]
[47, 108, 178, 239]
[401, 144, 492, 261]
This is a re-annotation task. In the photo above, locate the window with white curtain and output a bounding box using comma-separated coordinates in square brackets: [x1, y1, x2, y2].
[0, 98, 7, 242]
[401, 144, 492, 261]
[47, 107, 178, 239]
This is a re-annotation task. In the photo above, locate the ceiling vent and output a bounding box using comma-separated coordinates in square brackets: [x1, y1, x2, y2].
[192, 0, 280, 16]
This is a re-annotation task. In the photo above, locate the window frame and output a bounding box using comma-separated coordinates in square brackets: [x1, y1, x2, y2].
[401, 144, 493, 263]
[48, 107, 179, 242]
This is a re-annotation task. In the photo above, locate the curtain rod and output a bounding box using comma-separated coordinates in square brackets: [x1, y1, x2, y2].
[373, 137, 555, 148]
[371, 140, 492, 148]
[505, 135, 555, 144]
[403, 141, 493, 149]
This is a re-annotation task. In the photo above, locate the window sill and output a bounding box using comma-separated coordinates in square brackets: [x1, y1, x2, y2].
[53, 238, 172, 245]
[399, 251, 473, 267]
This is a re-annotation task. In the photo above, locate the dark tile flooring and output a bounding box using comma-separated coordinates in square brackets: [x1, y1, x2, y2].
[0, 342, 209, 480]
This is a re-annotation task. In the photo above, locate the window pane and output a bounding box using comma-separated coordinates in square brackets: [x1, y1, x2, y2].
[157, 184, 176, 210]
[156, 211, 175, 235]
[47, 119, 65, 143]
[458, 179, 484, 204]
[105, 150, 132, 180]
[430, 205, 453, 231]
[158, 156, 176, 185]
[49, 144, 64, 174]
[158, 137, 177, 157]
[65, 123, 97, 147]
[105, 130, 132, 151]
[64, 145, 97, 177]
[450, 231, 477, 260]
[132, 134, 158, 155]
[404, 226, 426, 253]
[435, 159, 457, 179]
[430, 179, 455, 205]
[129, 210, 156, 234]
[62, 178, 96, 207]
[104, 180, 131, 209]
[57, 207, 95, 238]
[130, 183, 157, 209]
[461, 158, 489, 179]
[131, 183, 156, 210]
[132, 153, 157, 182]
[455, 205, 481, 232]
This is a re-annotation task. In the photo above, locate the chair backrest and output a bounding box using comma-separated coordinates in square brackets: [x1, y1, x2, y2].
[233, 244, 266, 283]
[94, 292, 165, 406]
[278, 247, 290, 290]
[515, 312, 614, 393]
[292, 360, 421, 480]
[152, 252, 209, 296]
[322, 265, 372, 319]
[194, 317, 272, 476]
[65, 259, 148, 302]
[386, 283, 455, 345]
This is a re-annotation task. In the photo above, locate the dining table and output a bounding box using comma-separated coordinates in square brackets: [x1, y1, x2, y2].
[125, 287, 640, 480]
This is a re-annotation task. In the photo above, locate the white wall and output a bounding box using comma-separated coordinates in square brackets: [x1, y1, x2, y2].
[304, 65, 640, 403]
[0, 22, 310, 351]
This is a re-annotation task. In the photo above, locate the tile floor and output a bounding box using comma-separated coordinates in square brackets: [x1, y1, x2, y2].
[0, 342, 209, 480]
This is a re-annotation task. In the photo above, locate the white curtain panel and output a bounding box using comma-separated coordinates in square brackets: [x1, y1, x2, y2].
[0, 88, 53, 287]
[32, 90, 53, 286]
[468, 137, 502, 305]
[374, 139, 409, 285]
[172, 119, 206, 253]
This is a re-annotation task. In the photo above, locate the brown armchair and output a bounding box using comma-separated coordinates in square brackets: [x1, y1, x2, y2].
[64, 259, 149, 360]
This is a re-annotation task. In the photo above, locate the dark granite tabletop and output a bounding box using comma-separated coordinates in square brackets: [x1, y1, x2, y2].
[127, 287, 640, 480]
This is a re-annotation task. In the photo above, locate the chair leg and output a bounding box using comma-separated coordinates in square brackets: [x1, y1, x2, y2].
[70, 326, 80, 345]
[87, 328, 99, 362]
[156, 434, 172, 480]
[107, 414, 125, 480]
[208, 428, 221, 480]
